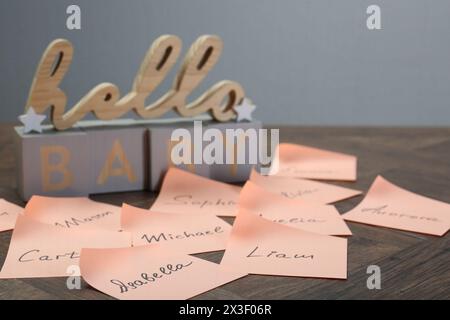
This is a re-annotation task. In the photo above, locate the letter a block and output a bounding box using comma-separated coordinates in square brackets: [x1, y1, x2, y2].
[14, 126, 89, 200]
[82, 125, 147, 194]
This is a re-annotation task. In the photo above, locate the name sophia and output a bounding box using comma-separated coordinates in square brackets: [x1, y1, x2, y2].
[164, 195, 236, 208]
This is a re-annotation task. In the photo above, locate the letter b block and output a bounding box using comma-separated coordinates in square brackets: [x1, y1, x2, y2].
[14, 126, 89, 200]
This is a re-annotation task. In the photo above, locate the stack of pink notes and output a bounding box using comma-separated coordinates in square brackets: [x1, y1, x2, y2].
[1, 143, 449, 300]
[0, 196, 131, 279]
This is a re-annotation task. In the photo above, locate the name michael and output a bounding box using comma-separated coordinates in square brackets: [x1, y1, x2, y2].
[141, 226, 224, 243]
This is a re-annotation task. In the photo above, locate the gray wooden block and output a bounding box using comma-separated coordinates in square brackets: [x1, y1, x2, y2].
[148, 121, 210, 191]
[147, 120, 263, 190]
[14, 117, 265, 197]
[206, 121, 263, 182]
[14, 125, 89, 201]
[80, 124, 147, 194]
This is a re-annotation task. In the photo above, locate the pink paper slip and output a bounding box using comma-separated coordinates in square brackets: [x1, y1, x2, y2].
[343, 176, 450, 236]
[250, 169, 361, 204]
[272, 143, 357, 181]
[0, 199, 23, 232]
[0, 215, 131, 278]
[121, 204, 231, 254]
[80, 245, 246, 300]
[24, 196, 121, 231]
[221, 209, 347, 279]
[150, 167, 241, 217]
[239, 181, 352, 236]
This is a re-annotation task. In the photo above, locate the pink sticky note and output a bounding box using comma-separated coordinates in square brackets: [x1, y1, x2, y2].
[0, 215, 131, 278]
[240, 181, 352, 236]
[0, 199, 23, 232]
[121, 204, 232, 254]
[272, 143, 357, 181]
[221, 209, 347, 279]
[24, 196, 121, 231]
[250, 169, 361, 204]
[80, 245, 246, 300]
[343, 176, 450, 236]
[151, 168, 241, 217]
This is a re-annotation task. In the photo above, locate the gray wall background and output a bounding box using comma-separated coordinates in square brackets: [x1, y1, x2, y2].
[1, 0, 449, 126]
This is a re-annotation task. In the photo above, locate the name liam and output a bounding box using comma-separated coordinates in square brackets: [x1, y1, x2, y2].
[246, 246, 314, 260]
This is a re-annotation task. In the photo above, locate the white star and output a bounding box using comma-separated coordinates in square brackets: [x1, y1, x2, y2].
[235, 98, 256, 122]
[19, 107, 46, 133]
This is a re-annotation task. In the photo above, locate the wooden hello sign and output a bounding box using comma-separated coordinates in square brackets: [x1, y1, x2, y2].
[26, 35, 245, 130]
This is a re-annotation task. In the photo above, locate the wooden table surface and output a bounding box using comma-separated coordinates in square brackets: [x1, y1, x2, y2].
[0, 124, 449, 300]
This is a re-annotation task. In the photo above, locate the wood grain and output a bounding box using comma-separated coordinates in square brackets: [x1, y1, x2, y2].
[0, 124, 449, 299]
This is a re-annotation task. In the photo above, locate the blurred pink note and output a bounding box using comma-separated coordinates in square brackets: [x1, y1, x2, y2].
[250, 169, 361, 204]
[151, 167, 241, 217]
[240, 181, 352, 236]
[24, 196, 121, 231]
[272, 143, 357, 181]
[221, 209, 347, 279]
[0, 215, 131, 278]
[343, 176, 450, 236]
[0, 199, 23, 232]
[80, 245, 246, 300]
[121, 203, 231, 253]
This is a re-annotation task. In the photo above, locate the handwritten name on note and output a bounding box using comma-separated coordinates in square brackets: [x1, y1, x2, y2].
[260, 214, 325, 225]
[53, 211, 115, 228]
[141, 226, 224, 243]
[80, 246, 246, 300]
[360, 205, 440, 222]
[246, 246, 314, 260]
[18, 249, 79, 262]
[0, 215, 130, 279]
[239, 182, 352, 236]
[121, 204, 231, 254]
[150, 168, 240, 216]
[24, 196, 121, 231]
[272, 143, 357, 181]
[281, 189, 319, 198]
[343, 176, 450, 236]
[0, 199, 23, 232]
[111, 261, 194, 294]
[221, 210, 347, 279]
[163, 195, 236, 208]
[249, 169, 361, 204]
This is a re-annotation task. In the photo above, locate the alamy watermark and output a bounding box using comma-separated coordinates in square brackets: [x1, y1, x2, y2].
[366, 265, 381, 290]
[170, 121, 279, 175]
